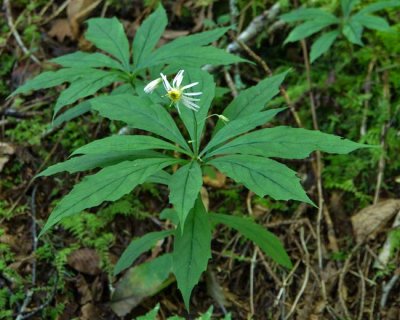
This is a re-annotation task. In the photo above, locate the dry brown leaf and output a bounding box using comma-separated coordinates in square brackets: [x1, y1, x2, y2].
[351, 199, 400, 243]
[203, 171, 226, 188]
[0, 233, 18, 250]
[80, 303, 99, 320]
[48, 19, 74, 42]
[201, 186, 209, 211]
[67, 0, 102, 39]
[0, 142, 15, 172]
[67, 248, 101, 275]
[110, 255, 172, 317]
[76, 275, 93, 304]
[156, 29, 189, 46]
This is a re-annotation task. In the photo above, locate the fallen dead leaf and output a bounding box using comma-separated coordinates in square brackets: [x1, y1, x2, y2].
[351, 199, 400, 243]
[48, 19, 74, 42]
[76, 275, 93, 304]
[67, 248, 101, 275]
[203, 169, 226, 188]
[0, 142, 15, 172]
[48, 0, 101, 42]
[67, 0, 102, 39]
[201, 186, 209, 211]
[80, 303, 99, 320]
[110, 254, 172, 317]
[0, 233, 18, 250]
[157, 29, 189, 46]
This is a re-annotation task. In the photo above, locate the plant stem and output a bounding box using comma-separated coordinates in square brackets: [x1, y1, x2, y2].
[192, 110, 199, 158]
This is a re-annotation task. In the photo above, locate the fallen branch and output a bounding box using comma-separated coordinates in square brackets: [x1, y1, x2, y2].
[4, 0, 41, 65]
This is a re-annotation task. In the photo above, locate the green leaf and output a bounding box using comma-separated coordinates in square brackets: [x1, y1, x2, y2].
[169, 161, 203, 228]
[210, 213, 292, 268]
[173, 197, 211, 309]
[52, 100, 92, 127]
[160, 208, 179, 225]
[280, 8, 338, 22]
[214, 71, 288, 133]
[54, 71, 119, 117]
[10, 68, 93, 96]
[85, 17, 130, 70]
[114, 230, 174, 275]
[162, 27, 230, 48]
[209, 155, 314, 205]
[310, 30, 339, 63]
[141, 46, 247, 70]
[359, 0, 400, 14]
[136, 27, 231, 70]
[284, 19, 338, 43]
[90, 95, 191, 151]
[201, 108, 286, 156]
[207, 126, 368, 159]
[51, 51, 125, 70]
[136, 304, 160, 320]
[36, 150, 165, 177]
[133, 5, 167, 68]
[177, 68, 215, 152]
[342, 20, 364, 45]
[111, 255, 173, 317]
[145, 170, 171, 185]
[352, 14, 391, 31]
[341, 0, 359, 17]
[72, 135, 187, 156]
[39, 158, 180, 235]
[197, 306, 213, 320]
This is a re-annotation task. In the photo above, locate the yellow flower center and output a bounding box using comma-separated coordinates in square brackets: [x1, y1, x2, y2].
[167, 89, 182, 102]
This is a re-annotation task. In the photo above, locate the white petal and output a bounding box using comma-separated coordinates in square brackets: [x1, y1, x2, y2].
[183, 92, 202, 96]
[183, 96, 201, 101]
[175, 102, 181, 114]
[182, 97, 200, 111]
[181, 82, 199, 90]
[144, 78, 161, 93]
[173, 70, 184, 88]
[160, 73, 172, 91]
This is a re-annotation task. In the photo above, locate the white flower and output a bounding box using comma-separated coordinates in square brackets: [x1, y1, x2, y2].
[144, 77, 162, 93]
[144, 70, 202, 114]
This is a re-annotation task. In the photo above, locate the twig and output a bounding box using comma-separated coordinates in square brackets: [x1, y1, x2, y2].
[235, 39, 302, 127]
[202, 3, 282, 73]
[338, 243, 362, 319]
[4, 0, 41, 65]
[15, 186, 38, 320]
[274, 260, 301, 308]
[265, 218, 317, 239]
[356, 264, 366, 320]
[369, 284, 377, 320]
[18, 273, 59, 319]
[4, 130, 65, 219]
[224, 69, 238, 97]
[40, 0, 69, 25]
[300, 39, 329, 302]
[284, 228, 310, 320]
[360, 59, 376, 136]
[380, 271, 400, 309]
[373, 71, 391, 204]
[255, 247, 282, 286]
[375, 210, 400, 269]
[228, 0, 243, 91]
[38, 0, 54, 17]
[249, 248, 257, 316]
[227, 3, 281, 53]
